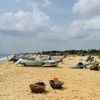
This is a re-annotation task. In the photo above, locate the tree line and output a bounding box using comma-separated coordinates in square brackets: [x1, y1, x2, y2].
[36, 49, 100, 56]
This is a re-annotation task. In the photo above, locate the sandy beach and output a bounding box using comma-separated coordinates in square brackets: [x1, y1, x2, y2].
[0, 56, 100, 100]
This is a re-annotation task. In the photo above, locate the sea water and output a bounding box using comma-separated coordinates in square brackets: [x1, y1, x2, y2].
[0, 54, 9, 64]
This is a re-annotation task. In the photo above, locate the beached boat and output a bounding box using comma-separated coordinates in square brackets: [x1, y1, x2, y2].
[14, 55, 62, 67]
[15, 58, 44, 66]
[30, 82, 46, 93]
[49, 78, 64, 89]
[42, 60, 59, 67]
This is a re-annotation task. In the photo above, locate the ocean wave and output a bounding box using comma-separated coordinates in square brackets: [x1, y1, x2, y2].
[0, 57, 7, 61]
[0, 57, 7, 64]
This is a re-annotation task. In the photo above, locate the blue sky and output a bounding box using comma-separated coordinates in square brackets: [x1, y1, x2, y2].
[0, 0, 100, 53]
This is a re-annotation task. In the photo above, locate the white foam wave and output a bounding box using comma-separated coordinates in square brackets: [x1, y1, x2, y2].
[0, 57, 7, 61]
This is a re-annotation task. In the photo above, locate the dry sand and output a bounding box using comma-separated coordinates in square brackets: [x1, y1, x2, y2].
[0, 56, 100, 100]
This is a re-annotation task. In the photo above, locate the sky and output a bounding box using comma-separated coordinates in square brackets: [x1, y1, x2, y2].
[0, 0, 100, 54]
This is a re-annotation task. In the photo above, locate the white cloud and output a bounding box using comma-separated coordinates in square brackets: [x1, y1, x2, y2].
[22, 0, 51, 7]
[0, 8, 50, 36]
[1, 4, 100, 41]
[73, 0, 100, 16]
[43, 0, 51, 6]
[36, 25, 66, 41]
[0, 7, 67, 42]
[1, 7, 100, 42]
[67, 15, 100, 39]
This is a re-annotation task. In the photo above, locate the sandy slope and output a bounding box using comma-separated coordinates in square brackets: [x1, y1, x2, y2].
[0, 56, 100, 100]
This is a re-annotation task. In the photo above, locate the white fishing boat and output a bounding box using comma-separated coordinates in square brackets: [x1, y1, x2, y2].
[42, 60, 59, 67]
[15, 58, 44, 66]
